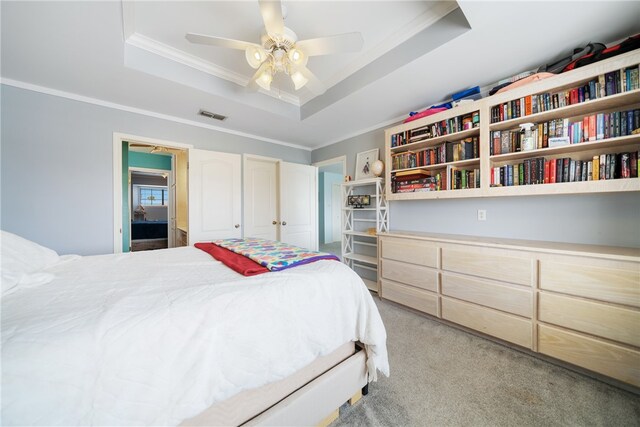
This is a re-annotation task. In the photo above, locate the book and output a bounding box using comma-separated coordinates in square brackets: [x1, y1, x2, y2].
[396, 169, 430, 177]
[544, 161, 550, 184]
[548, 136, 570, 147]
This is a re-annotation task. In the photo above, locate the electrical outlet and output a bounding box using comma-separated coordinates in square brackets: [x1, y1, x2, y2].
[477, 209, 487, 221]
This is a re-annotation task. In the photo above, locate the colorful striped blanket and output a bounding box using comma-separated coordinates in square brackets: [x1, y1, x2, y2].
[212, 238, 339, 271]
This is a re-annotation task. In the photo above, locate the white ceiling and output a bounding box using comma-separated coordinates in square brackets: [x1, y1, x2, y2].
[2, 1, 640, 151]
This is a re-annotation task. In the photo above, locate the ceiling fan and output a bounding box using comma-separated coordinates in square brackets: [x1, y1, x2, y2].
[185, 0, 364, 95]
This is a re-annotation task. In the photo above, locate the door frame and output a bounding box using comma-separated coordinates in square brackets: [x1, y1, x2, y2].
[312, 155, 346, 246]
[312, 155, 347, 178]
[243, 154, 281, 241]
[112, 132, 192, 254]
[331, 182, 342, 242]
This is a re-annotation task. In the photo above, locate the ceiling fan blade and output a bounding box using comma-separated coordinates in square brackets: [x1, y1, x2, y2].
[296, 32, 364, 57]
[295, 65, 326, 95]
[186, 32, 261, 51]
[258, 0, 285, 37]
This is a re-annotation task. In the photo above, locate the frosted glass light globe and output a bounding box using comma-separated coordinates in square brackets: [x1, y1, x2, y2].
[371, 160, 384, 177]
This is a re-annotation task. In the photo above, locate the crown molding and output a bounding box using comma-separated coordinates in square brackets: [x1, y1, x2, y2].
[311, 113, 405, 151]
[1, 78, 312, 152]
[124, 32, 302, 107]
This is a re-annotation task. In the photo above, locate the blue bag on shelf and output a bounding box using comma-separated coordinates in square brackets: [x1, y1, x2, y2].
[452, 86, 481, 101]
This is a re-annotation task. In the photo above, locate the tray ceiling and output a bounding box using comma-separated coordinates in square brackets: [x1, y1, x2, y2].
[2, 1, 639, 149]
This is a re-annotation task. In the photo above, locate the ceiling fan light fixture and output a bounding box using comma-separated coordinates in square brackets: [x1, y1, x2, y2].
[290, 71, 308, 90]
[245, 46, 267, 69]
[256, 67, 273, 91]
[288, 48, 307, 67]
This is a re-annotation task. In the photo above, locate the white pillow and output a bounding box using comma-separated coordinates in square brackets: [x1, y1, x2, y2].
[1, 231, 60, 296]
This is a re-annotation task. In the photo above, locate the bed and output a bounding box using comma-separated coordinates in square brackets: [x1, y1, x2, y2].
[0, 231, 389, 426]
[131, 220, 169, 240]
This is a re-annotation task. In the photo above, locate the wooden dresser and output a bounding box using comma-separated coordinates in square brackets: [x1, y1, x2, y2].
[378, 231, 640, 388]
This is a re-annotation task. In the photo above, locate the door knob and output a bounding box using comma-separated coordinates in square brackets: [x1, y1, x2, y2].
[282, 221, 287, 226]
[234, 224, 240, 228]
[272, 220, 278, 225]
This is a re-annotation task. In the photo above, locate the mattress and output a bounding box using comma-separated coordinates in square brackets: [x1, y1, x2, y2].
[1, 246, 388, 426]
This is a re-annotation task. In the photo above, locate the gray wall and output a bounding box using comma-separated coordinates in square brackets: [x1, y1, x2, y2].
[312, 128, 385, 180]
[311, 127, 640, 248]
[1, 85, 310, 255]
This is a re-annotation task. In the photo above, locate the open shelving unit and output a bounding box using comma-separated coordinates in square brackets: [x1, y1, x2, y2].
[341, 178, 388, 293]
[384, 49, 640, 200]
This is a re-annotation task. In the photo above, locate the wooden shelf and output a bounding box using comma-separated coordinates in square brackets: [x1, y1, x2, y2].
[344, 252, 377, 265]
[388, 188, 484, 201]
[489, 89, 640, 132]
[354, 241, 377, 247]
[342, 177, 383, 187]
[392, 158, 480, 174]
[490, 134, 640, 163]
[343, 230, 378, 237]
[384, 50, 640, 200]
[361, 278, 378, 292]
[390, 127, 480, 153]
[487, 177, 640, 196]
[342, 207, 386, 211]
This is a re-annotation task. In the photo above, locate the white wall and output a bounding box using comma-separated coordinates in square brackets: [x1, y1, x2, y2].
[1, 85, 311, 255]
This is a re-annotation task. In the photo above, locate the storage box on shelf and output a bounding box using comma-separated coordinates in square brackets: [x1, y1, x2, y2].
[384, 49, 640, 200]
[341, 178, 388, 292]
[378, 230, 640, 388]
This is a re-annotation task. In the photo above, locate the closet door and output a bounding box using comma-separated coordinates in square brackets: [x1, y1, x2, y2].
[244, 157, 279, 240]
[188, 149, 241, 243]
[280, 162, 318, 250]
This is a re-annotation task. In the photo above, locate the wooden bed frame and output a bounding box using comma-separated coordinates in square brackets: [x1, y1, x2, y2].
[181, 343, 369, 426]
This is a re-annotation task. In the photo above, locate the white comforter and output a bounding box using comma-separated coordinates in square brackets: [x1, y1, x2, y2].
[1, 247, 389, 426]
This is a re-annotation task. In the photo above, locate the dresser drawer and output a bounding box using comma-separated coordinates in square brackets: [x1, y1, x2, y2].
[539, 292, 640, 347]
[441, 297, 532, 348]
[441, 245, 532, 286]
[442, 273, 532, 318]
[539, 256, 640, 307]
[381, 259, 438, 292]
[538, 324, 640, 387]
[381, 279, 439, 317]
[381, 237, 438, 268]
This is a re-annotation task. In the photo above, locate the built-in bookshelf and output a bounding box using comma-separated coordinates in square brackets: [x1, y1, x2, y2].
[384, 49, 640, 200]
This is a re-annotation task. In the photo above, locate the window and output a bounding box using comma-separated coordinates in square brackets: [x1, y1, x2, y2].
[139, 187, 168, 206]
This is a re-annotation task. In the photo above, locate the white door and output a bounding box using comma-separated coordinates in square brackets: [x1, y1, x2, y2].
[244, 157, 279, 240]
[188, 149, 241, 243]
[331, 183, 342, 242]
[280, 162, 317, 250]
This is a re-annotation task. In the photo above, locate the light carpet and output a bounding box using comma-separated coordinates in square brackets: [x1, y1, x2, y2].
[335, 298, 639, 426]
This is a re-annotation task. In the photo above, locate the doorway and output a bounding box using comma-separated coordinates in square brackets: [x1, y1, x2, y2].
[313, 156, 346, 258]
[130, 169, 169, 251]
[118, 138, 190, 253]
